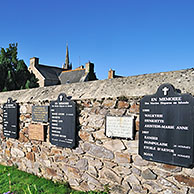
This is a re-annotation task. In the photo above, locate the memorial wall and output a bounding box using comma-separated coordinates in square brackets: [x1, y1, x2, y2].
[0, 68, 194, 194]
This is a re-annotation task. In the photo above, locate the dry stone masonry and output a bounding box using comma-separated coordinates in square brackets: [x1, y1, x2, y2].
[0, 68, 194, 193]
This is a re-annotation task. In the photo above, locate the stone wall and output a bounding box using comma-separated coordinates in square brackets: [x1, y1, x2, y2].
[0, 68, 194, 193]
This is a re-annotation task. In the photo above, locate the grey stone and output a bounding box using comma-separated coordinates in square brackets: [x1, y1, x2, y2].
[75, 158, 88, 171]
[143, 181, 163, 192]
[100, 167, 122, 184]
[133, 155, 149, 166]
[132, 184, 148, 194]
[103, 139, 125, 152]
[11, 148, 25, 157]
[158, 178, 178, 189]
[88, 158, 103, 170]
[82, 172, 102, 187]
[189, 188, 194, 194]
[83, 142, 114, 159]
[132, 166, 141, 176]
[125, 174, 140, 185]
[88, 166, 98, 177]
[73, 146, 84, 155]
[113, 166, 132, 176]
[142, 169, 157, 180]
[110, 184, 128, 194]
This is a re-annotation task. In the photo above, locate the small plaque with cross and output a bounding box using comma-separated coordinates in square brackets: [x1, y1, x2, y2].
[139, 83, 194, 167]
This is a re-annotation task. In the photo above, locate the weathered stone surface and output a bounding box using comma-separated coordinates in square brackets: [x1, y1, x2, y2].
[103, 139, 125, 152]
[54, 155, 68, 163]
[82, 172, 102, 187]
[32, 146, 39, 153]
[20, 105, 27, 114]
[103, 99, 116, 108]
[132, 184, 147, 194]
[134, 155, 149, 166]
[117, 101, 130, 109]
[158, 177, 178, 189]
[50, 148, 62, 155]
[75, 158, 88, 171]
[132, 166, 141, 176]
[100, 167, 122, 184]
[46, 167, 57, 177]
[6, 141, 13, 148]
[143, 180, 163, 192]
[129, 102, 140, 113]
[110, 184, 128, 194]
[189, 188, 194, 194]
[174, 175, 194, 187]
[113, 166, 131, 176]
[26, 152, 35, 161]
[68, 178, 80, 187]
[73, 146, 84, 155]
[79, 130, 94, 142]
[125, 140, 138, 154]
[161, 164, 182, 173]
[142, 169, 157, 180]
[5, 149, 11, 157]
[88, 166, 98, 177]
[109, 108, 126, 116]
[62, 165, 81, 179]
[83, 142, 114, 159]
[19, 133, 29, 143]
[93, 129, 106, 140]
[125, 174, 140, 185]
[79, 181, 90, 192]
[115, 152, 131, 164]
[87, 115, 104, 129]
[88, 158, 103, 170]
[11, 148, 25, 158]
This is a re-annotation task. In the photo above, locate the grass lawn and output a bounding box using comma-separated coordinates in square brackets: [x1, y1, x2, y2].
[0, 165, 107, 194]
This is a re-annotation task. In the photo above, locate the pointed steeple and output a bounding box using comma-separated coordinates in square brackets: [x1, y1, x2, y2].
[65, 43, 69, 69]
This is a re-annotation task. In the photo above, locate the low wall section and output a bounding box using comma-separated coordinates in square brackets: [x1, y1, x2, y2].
[0, 68, 194, 194]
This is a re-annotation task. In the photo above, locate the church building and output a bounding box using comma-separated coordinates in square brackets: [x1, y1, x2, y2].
[28, 45, 97, 87]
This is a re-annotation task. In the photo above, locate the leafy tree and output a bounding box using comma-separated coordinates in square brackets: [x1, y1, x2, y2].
[0, 43, 39, 91]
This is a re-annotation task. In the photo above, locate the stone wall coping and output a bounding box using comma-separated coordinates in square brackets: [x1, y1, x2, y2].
[0, 68, 193, 103]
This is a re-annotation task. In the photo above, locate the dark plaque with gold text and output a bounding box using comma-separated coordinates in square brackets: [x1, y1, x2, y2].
[3, 98, 19, 139]
[139, 83, 194, 167]
[49, 93, 76, 148]
[32, 106, 49, 122]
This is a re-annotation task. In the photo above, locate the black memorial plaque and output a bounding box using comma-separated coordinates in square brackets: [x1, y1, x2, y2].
[139, 83, 194, 167]
[32, 106, 49, 122]
[49, 93, 76, 148]
[3, 98, 19, 139]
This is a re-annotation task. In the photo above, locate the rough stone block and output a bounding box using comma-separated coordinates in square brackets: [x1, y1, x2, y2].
[117, 101, 130, 109]
[174, 175, 194, 187]
[103, 139, 125, 152]
[100, 167, 122, 184]
[115, 152, 131, 164]
[83, 142, 114, 160]
[142, 168, 157, 180]
[26, 152, 35, 162]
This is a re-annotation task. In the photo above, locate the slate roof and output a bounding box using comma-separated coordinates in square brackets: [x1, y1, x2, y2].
[59, 69, 86, 84]
[36, 64, 63, 82]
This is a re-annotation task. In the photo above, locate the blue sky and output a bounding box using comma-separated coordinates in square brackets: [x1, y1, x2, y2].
[1, 0, 194, 80]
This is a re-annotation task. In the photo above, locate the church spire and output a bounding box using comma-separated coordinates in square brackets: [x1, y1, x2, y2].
[62, 43, 72, 70]
[65, 44, 69, 69]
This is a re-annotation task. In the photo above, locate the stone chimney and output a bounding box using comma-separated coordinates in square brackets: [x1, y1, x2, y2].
[85, 61, 94, 73]
[30, 57, 39, 67]
[108, 69, 115, 79]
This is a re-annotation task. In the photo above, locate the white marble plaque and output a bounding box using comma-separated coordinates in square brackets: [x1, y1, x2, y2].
[106, 115, 134, 139]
